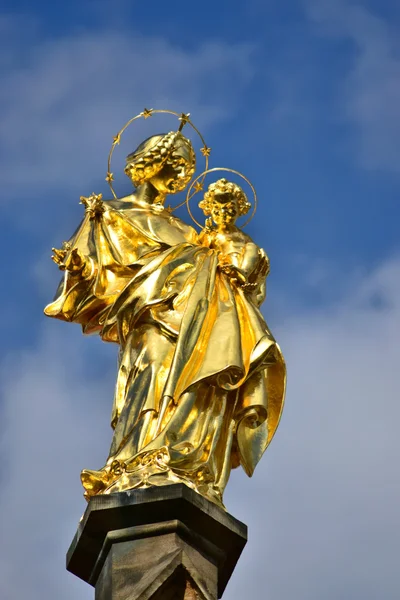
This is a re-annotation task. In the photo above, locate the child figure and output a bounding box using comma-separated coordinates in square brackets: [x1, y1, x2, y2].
[198, 178, 270, 306]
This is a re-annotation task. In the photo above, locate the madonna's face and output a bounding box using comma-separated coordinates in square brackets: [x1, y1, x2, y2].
[124, 132, 195, 194]
[150, 159, 188, 194]
[211, 193, 240, 226]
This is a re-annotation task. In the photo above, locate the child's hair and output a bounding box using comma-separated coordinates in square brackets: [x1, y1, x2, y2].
[199, 178, 251, 216]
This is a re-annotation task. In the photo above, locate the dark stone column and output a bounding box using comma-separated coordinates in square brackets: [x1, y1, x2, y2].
[67, 484, 247, 599]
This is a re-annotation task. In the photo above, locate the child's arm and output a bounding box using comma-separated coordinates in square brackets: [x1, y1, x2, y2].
[220, 242, 261, 286]
[197, 219, 214, 247]
[241, 247, 270, 305]
[240, 242, 264, 276]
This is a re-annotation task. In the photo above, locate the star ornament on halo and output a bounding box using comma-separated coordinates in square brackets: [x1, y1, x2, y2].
[141, 108, 154, 119]
[112, 133, 121, 145]
[105, 172, 114, 183]
[179, 112, 191, 126]
[200, 146, 211, 157]
[194, 181, 204, 193]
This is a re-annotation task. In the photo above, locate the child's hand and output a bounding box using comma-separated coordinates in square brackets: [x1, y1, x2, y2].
[220, 264, 247, 285]
[204, 217, 213, 231]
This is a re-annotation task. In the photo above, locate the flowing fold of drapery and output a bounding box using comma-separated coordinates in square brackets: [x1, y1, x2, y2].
[44, 199, 197, 337]
[103, 242, 286, 476]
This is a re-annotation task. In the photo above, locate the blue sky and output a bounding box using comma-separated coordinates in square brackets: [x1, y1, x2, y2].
[0, 1, 399, 599]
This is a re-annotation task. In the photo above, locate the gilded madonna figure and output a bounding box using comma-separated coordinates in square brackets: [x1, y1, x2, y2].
[45, 112, 286, 510]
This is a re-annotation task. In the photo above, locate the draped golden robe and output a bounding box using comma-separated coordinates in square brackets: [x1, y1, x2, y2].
[45, 196, 197, 332]
[45, 198, 285, 508]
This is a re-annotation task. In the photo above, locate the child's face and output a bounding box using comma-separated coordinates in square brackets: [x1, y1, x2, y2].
[211, 192, 239, 226]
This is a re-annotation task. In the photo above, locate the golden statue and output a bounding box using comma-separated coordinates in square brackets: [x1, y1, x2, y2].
[45, 110, 286, 509]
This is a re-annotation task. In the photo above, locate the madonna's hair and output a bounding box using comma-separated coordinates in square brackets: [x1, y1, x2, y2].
[125, 131, 195, 192]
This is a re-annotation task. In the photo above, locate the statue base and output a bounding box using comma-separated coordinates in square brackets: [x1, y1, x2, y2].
[67, 484, 247, 599]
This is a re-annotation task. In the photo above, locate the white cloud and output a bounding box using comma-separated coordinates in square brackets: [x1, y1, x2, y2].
[0, 15, 254, 203]
[1, 256, 400, 599]
[307, 0, 400, 172]
[0, 325, 114, 600]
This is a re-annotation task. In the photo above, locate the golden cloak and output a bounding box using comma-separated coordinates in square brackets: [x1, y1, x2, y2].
[44, 196, 197, 334]
[102, 242, 286, 478]
[45, 202, 285, 504]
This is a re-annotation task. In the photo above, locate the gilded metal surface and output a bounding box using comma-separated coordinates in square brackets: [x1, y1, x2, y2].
[44, 111, 286, 509]
[186, 167, 257, 229]
[105, 108, 210, 209]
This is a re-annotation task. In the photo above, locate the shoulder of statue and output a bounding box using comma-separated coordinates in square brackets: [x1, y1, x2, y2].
[241, 230, 256, 245]
[168, 213, 193, 228]
[166, 213, 197, 235]
[104, 193, 137, 210]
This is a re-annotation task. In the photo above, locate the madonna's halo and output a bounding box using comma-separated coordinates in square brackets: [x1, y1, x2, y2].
[106, 108, 211, 209]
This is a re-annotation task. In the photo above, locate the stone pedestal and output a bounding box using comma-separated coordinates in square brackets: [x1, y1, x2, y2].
[67, 484, 247, 599]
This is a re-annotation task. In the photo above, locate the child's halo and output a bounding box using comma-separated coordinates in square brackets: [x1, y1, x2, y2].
[186, 167, 258, 229]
